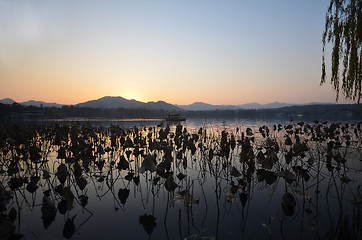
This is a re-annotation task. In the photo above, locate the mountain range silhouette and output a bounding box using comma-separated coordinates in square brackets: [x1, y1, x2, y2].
[0, 96, 333, 111]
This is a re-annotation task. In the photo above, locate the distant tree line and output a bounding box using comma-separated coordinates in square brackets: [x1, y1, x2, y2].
[182, 105, 362, 120]
[1, 103, 361, 122]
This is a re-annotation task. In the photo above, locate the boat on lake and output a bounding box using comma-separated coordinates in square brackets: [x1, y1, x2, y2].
[158, 114, 185, 126]
[164, 114, 185, 122]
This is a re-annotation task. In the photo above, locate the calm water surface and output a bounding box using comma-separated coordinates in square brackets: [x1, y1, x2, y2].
[1, 119, 361, 239]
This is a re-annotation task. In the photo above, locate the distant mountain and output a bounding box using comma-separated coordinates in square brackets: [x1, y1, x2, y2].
[177, 101, 334, 111]
[238, 102, 294, 109]
[0, 98, 63, 108]
[76, 96, 181, 111]
[177, 101, 294, 111]
[144, 101, 180, 111]
[77, 96, 143, 109]
[236, 102, 264, 109]
[176, 102, 240, 111]
[0, 98, 16, 104]
[21, 100, 63, 108]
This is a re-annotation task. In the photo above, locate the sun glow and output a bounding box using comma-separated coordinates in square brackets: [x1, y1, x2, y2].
[0, 1, 345, 105]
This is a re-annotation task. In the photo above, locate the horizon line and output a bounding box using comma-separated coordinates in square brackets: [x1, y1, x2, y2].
[0, 95, 343, 107]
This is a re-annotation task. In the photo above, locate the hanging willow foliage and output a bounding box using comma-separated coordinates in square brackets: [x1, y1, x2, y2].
[321, 0, 362, 104]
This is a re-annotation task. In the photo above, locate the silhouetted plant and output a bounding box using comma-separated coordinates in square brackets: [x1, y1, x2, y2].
[139, 214, 157, 235]
[0, 122, 360, 239]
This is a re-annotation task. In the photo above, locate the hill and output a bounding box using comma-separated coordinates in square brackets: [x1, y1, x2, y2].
[0, 98, 16, 104]
[76, 96, 181, 111]
[21, 100, 63, 108]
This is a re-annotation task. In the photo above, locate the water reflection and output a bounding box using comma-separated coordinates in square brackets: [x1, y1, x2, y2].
[0, 121, 361, 239]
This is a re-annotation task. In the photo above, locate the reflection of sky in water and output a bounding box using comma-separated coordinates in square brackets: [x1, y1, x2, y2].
[38, 117, 293, 128]
[37, 117, 360, 130]
[4, 121, 362, 239]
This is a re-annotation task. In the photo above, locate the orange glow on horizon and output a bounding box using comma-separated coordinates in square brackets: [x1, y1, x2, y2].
[1, 1, 353, 107]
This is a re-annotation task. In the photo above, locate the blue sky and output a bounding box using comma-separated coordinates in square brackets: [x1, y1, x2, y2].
[0, 0, 351, 105]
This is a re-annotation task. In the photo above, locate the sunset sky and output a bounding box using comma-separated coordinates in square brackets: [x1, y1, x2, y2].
[0, 0, 353, 105]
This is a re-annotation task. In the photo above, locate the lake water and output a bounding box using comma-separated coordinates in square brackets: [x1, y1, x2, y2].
[0, 119, 361, 239]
